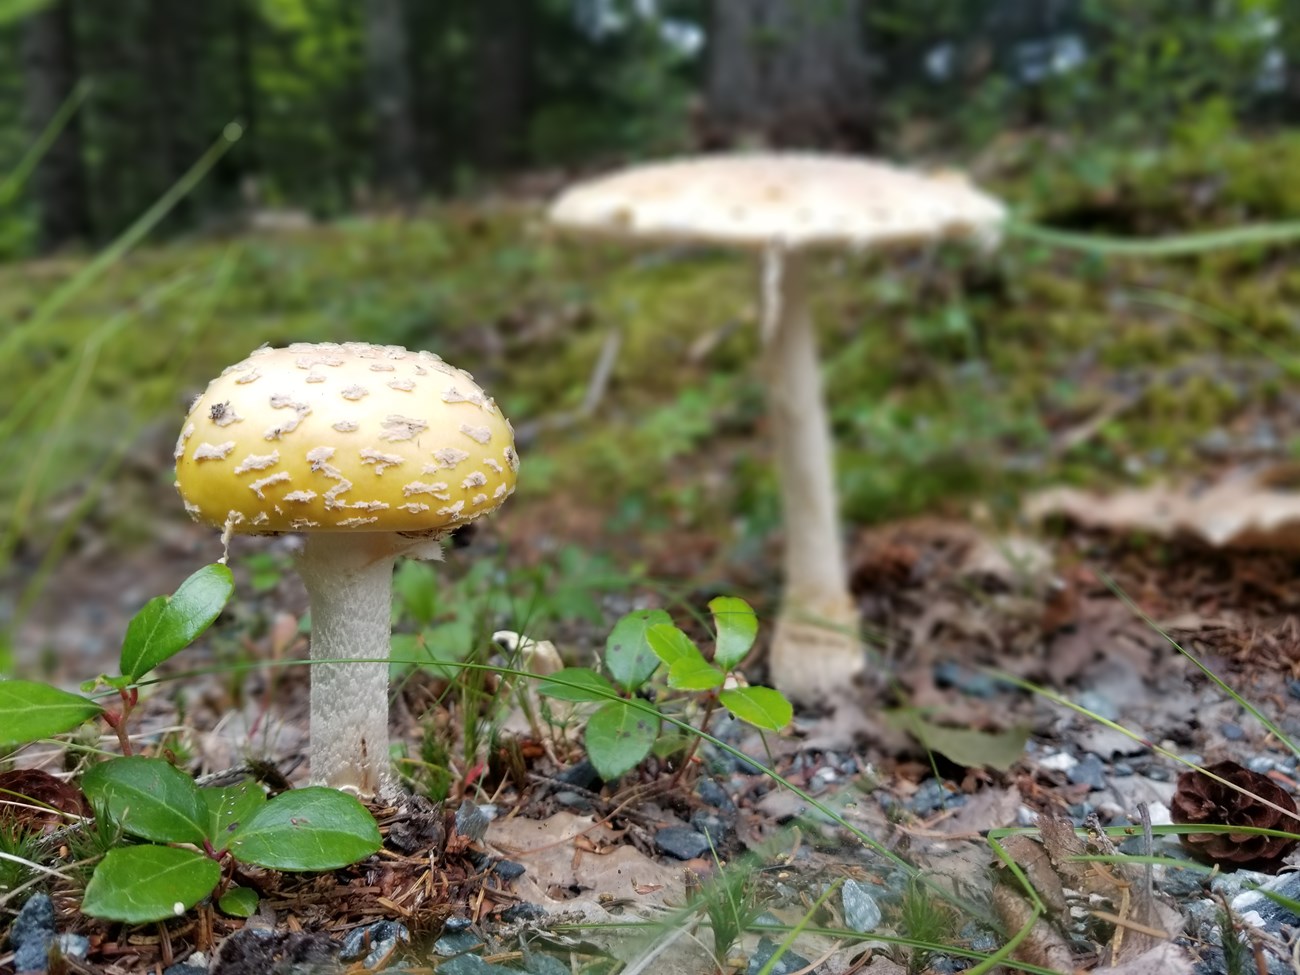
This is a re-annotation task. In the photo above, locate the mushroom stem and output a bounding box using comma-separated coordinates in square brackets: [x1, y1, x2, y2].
[296, 532, 427, 797]
[759, 248, 862, 704]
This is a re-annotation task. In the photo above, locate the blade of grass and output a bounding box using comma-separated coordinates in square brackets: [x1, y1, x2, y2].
[1125, 288, 1300, 374]
[0, 78, 90, 208]
[0, 122, 242, 364]
[755, 878, 841, 975]
[12, 248, 239, 621]
[1009, 218, 1300, 257]
[0, 0, 49, 26]
[0, 270, 197, 566]
[989, 670, 1300, 826]
[1097, 570, 1300, 758]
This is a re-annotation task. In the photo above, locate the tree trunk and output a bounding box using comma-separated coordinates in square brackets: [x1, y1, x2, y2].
[363, 0, 419, 205]
[473, 0, 532, 173]
[705, 0, 873, 149]
[21, 0, 91, 249]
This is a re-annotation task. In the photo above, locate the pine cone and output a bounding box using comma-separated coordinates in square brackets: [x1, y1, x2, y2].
[1170, 760, 1299, 870]
[0, 768, 91, 834]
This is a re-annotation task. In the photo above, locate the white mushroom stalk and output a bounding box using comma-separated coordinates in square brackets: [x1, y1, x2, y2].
[174, 342, 518, 797]
[549, 154, 1005, 706]
[759, 247, 861, 694]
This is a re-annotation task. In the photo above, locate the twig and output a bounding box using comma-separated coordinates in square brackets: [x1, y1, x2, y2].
[581, 327, 621, 417]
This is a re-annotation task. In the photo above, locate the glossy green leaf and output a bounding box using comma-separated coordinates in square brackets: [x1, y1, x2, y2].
[884, 710, 1031, 772]
[228, 787, 381, 871]
[81, 757, 207, 844]
[120, 564, 233, 681]
[666, 656, 724, 691]
[217, 886, 259, 918]
[583, 701, 659, 780]
[537, 667, 617, 703]
[202, 781, 266, 852]
[720, 686, 792, 731]
[709, 597, 758, 671]
[81, 846, 220, 923]
[604, 609, 671, 691]
[0, 680, 101, 749]
[645, 624, 700, 668]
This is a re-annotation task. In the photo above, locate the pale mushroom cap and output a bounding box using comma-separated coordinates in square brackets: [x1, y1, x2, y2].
[548, 153, 1006, 251]
[174, 342, 518, 534]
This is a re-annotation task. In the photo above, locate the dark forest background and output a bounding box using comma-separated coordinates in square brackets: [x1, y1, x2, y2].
[6, 0, 1300, 255]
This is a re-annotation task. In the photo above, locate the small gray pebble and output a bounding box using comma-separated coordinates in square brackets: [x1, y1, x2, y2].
[553, 790, 593, 812]
[500, 902, 547, 923]
[12, 893, 56, 974]
[493, 859, 526, 880]
[747, 937, 811, 975]
[696, 778, 733, 810]
[1146, 767, 1171, 782]
[655, 827, 711, 860]
[56, 933, 89, 961]
[841, 880, 883, 933]
[690, 811, 729, 846]
[340, 920, 409, 967]
[1220, 723, 1244, 741]
[1068, 753, 1107, 791]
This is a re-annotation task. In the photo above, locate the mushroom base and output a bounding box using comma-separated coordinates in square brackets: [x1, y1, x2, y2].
[768, 594, 863, 706]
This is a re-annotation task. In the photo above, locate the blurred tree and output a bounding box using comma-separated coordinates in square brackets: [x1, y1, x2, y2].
[21, 0, 89, 247]
[363, 0, 418, 204]
[474, 0, 533, 172]
[705, 0, 873, 148]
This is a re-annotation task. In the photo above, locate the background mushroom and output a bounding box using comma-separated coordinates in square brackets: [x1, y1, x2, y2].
[548, 154, 1004, 705]
[175, 342, 517, 797]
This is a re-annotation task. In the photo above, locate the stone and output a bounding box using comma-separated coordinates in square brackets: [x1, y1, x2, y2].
[1067, 753, 1107, 791]
[655, 827, 711, 860]
[339, 920, 409, 968]
[11, 894, 55, 974]
[747, 937, 811, 975]
[840, 880, 883, 933]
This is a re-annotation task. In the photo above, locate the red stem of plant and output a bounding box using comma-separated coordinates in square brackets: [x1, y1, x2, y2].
[673, 694, 718, 789]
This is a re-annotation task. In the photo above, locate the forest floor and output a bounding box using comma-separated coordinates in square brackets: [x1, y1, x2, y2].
[7, 132, 1300, 973]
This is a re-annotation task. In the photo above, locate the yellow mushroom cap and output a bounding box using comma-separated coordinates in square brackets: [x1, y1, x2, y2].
[174, 342, 518, 534]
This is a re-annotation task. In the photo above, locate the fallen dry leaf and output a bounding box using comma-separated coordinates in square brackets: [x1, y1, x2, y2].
[486, 811, 682, 908]
[1100, 941, 1195, 974]
[1027, 467, 1300, 551]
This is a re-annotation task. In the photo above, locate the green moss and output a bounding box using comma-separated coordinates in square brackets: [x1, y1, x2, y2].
[10, 134, 1300, 561]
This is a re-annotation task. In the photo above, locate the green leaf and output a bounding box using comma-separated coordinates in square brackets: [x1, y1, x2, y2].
[645, 624, 700, 668]
[884, 710, 1031, 772]
[604, 609, 671, 692]
[228, 787, 381, 871]
[709, 597, 758, 671]
[537, 667, 617, 703]
[81, 757, 208, 844]
[584, 701, 659, 780]
[666, 656, 724, 691]
[81, 846, 221, 923]
[0, 680, 101, 748]
[720, 686, 792, 731]
[202, 781, 266, 852]
[217, 886, 259, 918]
[120, 564, 233, 681]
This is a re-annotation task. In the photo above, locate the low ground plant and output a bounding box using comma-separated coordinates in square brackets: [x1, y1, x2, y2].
[0, 564, 381, 923]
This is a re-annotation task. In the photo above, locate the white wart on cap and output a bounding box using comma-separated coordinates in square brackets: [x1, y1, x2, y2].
[175, 342, 518, 536]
